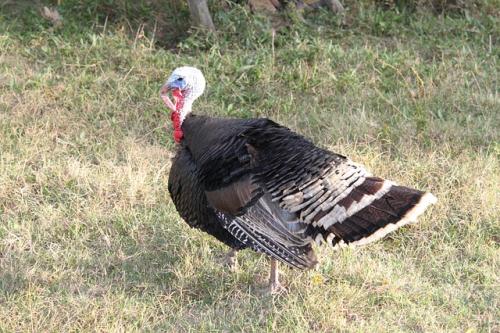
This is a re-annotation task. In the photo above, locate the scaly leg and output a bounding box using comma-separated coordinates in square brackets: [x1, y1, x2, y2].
[268, 258, 286, 294]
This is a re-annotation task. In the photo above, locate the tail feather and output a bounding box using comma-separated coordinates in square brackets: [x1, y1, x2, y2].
[317, 180, 437, 249]
[350, 191, 436, 247]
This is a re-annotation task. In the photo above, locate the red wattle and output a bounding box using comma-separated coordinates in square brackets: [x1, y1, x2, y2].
[173, 129, 184, 143]
[170, 88, 184, 143]
[172, 89, 183, 100]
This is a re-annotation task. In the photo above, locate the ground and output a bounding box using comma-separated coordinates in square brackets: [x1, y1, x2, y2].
[0, 1, 498, 332]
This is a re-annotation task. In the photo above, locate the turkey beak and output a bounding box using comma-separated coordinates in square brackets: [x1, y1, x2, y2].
[160, 84, 176, 112]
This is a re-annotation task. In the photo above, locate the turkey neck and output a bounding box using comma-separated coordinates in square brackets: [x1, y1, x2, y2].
[171, 111, 183, 143]
[171, 90, 192, 143]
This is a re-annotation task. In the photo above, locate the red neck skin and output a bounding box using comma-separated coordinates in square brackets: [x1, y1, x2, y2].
[171, 89, 184, 143]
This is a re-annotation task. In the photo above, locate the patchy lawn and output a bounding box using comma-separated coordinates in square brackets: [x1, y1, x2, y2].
[0, 1, 498, 331]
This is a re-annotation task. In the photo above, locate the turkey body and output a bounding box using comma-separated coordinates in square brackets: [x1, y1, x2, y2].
[168, 114, 435, 269]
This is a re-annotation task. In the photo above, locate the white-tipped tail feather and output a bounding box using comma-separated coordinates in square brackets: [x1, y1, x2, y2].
[332, 192, 437, 250]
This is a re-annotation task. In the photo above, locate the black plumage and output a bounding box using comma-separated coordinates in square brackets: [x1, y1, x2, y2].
[168, 145, 245, 250]
[168, 114, 436, 269]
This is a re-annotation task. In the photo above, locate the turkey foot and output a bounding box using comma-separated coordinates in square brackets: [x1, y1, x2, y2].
[222, 248, 238, 272]
[265, 258, 287, 295]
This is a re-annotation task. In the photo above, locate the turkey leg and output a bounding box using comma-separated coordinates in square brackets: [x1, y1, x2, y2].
[268, 258, 286, 294]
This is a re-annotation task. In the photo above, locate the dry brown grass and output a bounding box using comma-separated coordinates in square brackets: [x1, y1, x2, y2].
[0, 2, 499, 332]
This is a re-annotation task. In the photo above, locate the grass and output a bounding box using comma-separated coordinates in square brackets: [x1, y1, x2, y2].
[0, 0, 498, 331]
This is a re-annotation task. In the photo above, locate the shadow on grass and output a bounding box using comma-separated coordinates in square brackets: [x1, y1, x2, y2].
[0, 0, 191, 49]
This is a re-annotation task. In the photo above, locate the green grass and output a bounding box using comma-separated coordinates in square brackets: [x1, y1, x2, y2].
[0, 0, 499, 331]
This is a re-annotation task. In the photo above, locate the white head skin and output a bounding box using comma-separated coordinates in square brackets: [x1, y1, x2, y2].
[160, 66, 206, 123]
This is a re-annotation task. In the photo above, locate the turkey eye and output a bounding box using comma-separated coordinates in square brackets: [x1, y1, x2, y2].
[177, 77, 183, 81]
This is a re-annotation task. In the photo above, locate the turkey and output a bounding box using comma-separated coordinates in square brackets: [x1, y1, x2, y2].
[162, 66, 437, 293]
